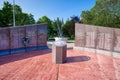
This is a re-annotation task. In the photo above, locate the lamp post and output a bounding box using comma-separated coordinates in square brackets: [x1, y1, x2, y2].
[13, 0, 15, 27]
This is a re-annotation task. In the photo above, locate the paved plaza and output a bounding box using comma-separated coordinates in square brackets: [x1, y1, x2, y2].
[0, 49, 120, 80]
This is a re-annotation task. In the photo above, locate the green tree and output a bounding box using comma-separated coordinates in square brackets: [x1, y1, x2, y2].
[53, 17, 64, 37]
[37, 16, 53, 37]
[16, 13, 35, 25]
[15, 5, 35, 26]
[81, 0, 120, 28]
[28, 14, 35, 24]
[0, 10, 4, 27]
[0, 1, 35, 27]
[81, 11, 94, 24]
[62, 19, 75, 39]
[52, 20, 59, 37]
[0, 1, 13, 27]
[62, 20, 70, 37]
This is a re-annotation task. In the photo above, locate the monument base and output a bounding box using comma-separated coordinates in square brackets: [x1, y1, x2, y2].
[52, 44, 67, 64]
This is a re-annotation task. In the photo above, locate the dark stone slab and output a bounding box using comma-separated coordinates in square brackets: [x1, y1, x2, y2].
[37, 24, 47, 46]
[18, 27, 26, 48]
[26, 25, 37, 37]
[37, 33, 47, 46]
[0, 24, 48, 57]
[10, 27, 19, 49]
[0, 50, 10, 56]
[0, 28, 10, 50]
[26, 47, 38, 52]
[37, 46, 48, 50]
[10, 48, 26, 54]
[26, 26, 37, 47]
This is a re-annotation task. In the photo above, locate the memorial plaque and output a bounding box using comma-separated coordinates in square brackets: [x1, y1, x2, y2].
[26, 36, 37, 47]
[26, 26, 37, 47]
[97, 27, 112, 50]
[75, 24, 85, 47]
[10, 27, 19, 49]
[37, 24, 47, 34]
[37, 33, 47, 46]
[114, 29, 120, 52]
[0, 24, 48, 56]
[0, 28, 1, 46]
[0, 28, 10, 50]
[85, 32, 95, 48]
[104, 33, 112, 50]
[97, 33, 104, 49]
[85, 25, 97, 48]
[26, 26, 37, 37]
[18, 27, 26, 48]
[75, 23, 120, 54]
[37, 24, 47, 46]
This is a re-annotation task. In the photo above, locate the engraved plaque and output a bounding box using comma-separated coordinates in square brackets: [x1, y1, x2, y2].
[18, 27, 26, 48]
[26, 26, 37, 37]
[37, 25, 47, 46]
[10, 27, 19, 49]
[114, 29, 120, 52]
[0, 24, 47, 53]
[85, 32, 95, 48]
[37, 24, 47, 34]
[104, 33, 112, 50]
[97, 27, 112, 50]
[75, 24, 85, 47]
[26, 26, 37, 47]
[0, 28, 10, 50]
[38, 33, 47, 46]
[97, 33, 104, 49]
[85, 25, 97, 48]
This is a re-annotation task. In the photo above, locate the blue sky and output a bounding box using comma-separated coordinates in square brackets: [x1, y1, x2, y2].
[0, 0, 96, 21]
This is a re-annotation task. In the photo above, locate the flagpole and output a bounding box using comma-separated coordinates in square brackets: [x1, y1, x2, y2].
[13, 0, 15, 27]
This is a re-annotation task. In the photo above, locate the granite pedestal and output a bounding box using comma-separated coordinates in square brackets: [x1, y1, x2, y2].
[52, 44, 67, 64]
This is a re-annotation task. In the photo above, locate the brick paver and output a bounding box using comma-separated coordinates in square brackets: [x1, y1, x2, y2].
[0, 49, 120, 80]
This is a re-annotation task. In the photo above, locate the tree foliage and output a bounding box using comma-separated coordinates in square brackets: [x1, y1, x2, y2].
[37, 16, 76, 39]
[52, 18, 64, 37]
[0, 1, 35, 27]
[81, 0, 120, 28]
[51, 18, 75, 39]
[0, 1, 13, 27]
[62, 19, 75, 39]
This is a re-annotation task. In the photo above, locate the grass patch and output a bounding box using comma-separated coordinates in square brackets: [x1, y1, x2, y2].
[67, 40, 75, 43]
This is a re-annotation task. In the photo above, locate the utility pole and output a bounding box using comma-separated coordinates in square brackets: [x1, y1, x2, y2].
[13, 0, 15, 27]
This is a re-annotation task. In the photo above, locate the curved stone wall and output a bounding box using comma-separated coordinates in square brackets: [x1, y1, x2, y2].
[74, 23, 120, 58]
[0, 24, 47, 56]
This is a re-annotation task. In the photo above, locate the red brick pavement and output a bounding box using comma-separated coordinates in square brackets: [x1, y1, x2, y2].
[0, 49, 120, 80]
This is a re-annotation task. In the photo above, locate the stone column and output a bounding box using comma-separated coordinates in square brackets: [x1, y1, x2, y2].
[52, 44, 67, 64]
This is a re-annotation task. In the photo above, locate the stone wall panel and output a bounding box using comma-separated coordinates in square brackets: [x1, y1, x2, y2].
[97, 27, 113, 51]
[0, 28, 10, 50]
[85, 25, 97, 48]
[114, 29, 120, 52]
[0, 24, 47, 56]
[75, 24, 85, 47]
